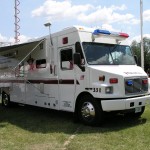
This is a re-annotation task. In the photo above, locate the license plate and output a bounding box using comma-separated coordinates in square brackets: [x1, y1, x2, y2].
[135, 107, 142, 113]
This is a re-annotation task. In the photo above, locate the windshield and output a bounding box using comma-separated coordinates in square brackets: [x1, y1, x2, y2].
[82, 42, 136, 65]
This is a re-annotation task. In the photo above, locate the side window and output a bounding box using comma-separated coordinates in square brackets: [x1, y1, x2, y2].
[36, 59, 46, 68]
[75, 42, 85, 64]
[60, 49, 73, 70]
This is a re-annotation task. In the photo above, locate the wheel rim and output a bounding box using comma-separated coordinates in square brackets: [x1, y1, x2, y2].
[81, 102, 95, 122]
[3, 94, 9, 106]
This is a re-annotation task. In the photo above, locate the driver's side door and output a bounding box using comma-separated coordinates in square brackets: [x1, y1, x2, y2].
[58, 47, 75, 111]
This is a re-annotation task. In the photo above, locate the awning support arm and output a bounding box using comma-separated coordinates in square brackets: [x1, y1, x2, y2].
[13, 38, 45, 70]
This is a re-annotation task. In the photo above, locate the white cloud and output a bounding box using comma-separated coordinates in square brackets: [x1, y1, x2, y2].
[130, 34, 150, 44]
[0, 34, 7, 42]
[0, 33, 32, 46]
[100, 24, 119, 32]
[143, 10, 150, 21]
[18, 35, 32, 43]
[32, 0, 93, 21]
[78, 5, 139, 25]
[0, 34, 12, 46]
[131, 35, 141, 43]
[144, 34, 150, 38]
[110, 4, 127, 11]
[9, 35, 33, 44]
[31, 1, 138, 25]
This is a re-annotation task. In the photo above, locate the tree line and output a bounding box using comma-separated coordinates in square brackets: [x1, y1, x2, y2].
[131, 37, 150, 72]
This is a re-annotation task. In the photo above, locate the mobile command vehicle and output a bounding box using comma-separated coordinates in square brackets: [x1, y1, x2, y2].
[0, 26, 150, 126]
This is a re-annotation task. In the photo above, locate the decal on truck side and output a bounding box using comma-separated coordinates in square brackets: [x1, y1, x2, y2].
[85, 88, 101, 93]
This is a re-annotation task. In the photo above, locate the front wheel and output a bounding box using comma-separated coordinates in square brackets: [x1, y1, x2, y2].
[78, 95, 104, 126]
[2, 92, 11, 107]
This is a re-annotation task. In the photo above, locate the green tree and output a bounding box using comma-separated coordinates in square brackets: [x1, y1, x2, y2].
[130, 37, 150, 72]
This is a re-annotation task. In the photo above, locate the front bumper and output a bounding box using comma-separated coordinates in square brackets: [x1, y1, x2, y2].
[101, 95, 150, 111]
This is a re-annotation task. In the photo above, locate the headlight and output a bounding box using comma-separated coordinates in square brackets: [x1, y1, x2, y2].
[105, 86, 113, 94]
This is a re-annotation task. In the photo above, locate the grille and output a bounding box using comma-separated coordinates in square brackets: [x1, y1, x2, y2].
[125, 78, 148, 95]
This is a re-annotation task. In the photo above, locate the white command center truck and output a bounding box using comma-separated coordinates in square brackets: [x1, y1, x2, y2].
[0, 26, 150, 126]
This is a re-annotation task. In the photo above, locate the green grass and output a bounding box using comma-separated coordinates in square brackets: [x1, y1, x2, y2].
[0, 103, 150, 150]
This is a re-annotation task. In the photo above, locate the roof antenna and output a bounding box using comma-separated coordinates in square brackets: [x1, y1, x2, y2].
[14, 0, 20, 43]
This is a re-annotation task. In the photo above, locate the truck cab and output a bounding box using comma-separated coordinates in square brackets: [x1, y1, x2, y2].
[71, 27, 150, 125]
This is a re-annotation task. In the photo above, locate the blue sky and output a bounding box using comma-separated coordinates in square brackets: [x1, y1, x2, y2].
[0, 0, 150, 44]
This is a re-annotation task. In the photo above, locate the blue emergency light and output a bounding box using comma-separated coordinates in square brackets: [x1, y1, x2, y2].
[93, 29, 111, 35]
[126, 80, 133, 86]
[92, 29, 129, 38]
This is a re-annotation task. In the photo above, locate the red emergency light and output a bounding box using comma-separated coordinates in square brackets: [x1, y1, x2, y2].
[142, 79, 148, 84]
[62, 37, 68, 44]
[119, 33, 129, 38]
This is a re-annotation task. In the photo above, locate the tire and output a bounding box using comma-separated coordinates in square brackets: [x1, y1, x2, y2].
[77, 95, 104, 126]
[2, 92, 11, 107]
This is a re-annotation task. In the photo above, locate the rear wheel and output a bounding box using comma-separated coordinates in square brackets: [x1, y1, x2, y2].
[2, 92, 11, 107]
[78, 95, 104, 126]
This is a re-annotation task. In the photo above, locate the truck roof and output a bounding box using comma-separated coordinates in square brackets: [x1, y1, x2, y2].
[51, 26, 129, 43]
[0, 26, 129, 52]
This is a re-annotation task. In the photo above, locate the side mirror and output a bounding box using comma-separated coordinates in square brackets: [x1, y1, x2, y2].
[73, 53, 85, 72]
[74, 53, 81, 65]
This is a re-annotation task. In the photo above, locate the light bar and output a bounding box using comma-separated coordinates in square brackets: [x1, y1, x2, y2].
[93, 29, 129, 38]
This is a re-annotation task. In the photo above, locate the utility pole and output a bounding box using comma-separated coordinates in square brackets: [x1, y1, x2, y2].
[140, 0, 144, 69]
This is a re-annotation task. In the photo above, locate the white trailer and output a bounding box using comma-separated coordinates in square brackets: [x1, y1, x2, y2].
[0, 26, 150, 125]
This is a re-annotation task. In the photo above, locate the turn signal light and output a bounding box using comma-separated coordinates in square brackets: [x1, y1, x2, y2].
[109, 78, 118, 84]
